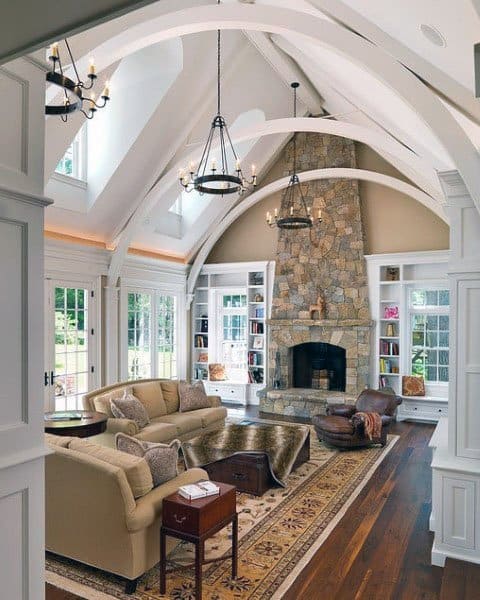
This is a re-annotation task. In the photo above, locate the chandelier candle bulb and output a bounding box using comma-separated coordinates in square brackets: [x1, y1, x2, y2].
[236, 159, 241, 171]
[88, 59, 96, 76]
[101, 82, 110, 98]
[274, 207, 278, 217]
[50, 43, 59, 59]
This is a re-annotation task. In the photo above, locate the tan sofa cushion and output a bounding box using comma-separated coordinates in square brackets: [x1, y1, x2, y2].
[155, 413, 203, 435]
[160, 381, 179, 413]
[186, 406, 227, 427]
[69, 438, 153, 499]
[134, 421, 178, 443]
[45, 433, 74, 448]
[93, 386, 132, 418]
[133, 381, 167, 418]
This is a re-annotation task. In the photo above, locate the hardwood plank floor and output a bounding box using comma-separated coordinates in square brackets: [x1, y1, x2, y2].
[46, 410, 479, 599]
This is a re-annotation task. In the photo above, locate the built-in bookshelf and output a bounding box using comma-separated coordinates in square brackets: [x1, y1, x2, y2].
[366, 251, 450, 422]
[190, 262, 274, 404]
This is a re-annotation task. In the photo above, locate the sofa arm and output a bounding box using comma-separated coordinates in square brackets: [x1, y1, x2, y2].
[207, 395, 222, 408]
[381, 415, 393, 427]
[326, 404, 356, 418]
[106, 418, 138, 436]
[126, 468, 208, 532]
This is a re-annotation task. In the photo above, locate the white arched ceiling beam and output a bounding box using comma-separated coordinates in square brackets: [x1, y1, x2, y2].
[186, 167, 447, 298]
[104, 4, 480, 283]
[106, 115, 443, 285]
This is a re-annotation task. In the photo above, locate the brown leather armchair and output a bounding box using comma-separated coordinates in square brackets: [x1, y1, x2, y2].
[312, 389, 402, 448]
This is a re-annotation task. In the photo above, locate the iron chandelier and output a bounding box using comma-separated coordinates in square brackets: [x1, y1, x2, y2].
[45, 39, 110, 122]
[179, 1, 257, 196]
[266, 83, 322, 229]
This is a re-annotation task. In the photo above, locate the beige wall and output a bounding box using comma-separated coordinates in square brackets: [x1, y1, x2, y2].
[206, 142, 449, 263]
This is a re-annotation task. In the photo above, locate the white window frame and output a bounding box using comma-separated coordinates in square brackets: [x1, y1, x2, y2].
[120, 283, 186, 381]
[407, 285, 450, 391]
[44, 274, 100, 412]
[53, 124, 87, 184]
[212, 287, 248, 382]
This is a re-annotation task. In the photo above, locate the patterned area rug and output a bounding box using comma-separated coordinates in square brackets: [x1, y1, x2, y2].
[46, 429, 397, 600]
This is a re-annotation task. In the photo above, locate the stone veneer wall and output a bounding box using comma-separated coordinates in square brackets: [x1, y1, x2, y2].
[271, 132, 369, 321]
[266, 132, 371, 401]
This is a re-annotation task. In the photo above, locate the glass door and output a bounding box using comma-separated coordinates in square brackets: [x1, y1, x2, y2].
[45, 280, 97, 412]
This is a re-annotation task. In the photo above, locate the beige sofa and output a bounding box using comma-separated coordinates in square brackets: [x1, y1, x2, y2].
[45, 434, 208, 593]
[82, 378, 227, 447]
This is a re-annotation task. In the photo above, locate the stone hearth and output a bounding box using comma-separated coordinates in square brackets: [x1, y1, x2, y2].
[262, 388, 356, 419]
[260, 132, 372, 418]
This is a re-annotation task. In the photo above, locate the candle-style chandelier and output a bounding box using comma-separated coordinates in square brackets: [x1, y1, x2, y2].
[45, 39, 110, 122]
[179, 1, 257, 196]
[266, 83, 322, 229]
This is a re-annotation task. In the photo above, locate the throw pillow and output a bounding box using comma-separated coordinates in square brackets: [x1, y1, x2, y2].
[178, 380, 211, 412]
[209, 363, 227, 381]
[111, 391, 150, 428]
[132, 381, 167, 418]
[402, 375, 426, 397]
[92, 386, 133, 417]
[116, 433, 181, 487]
[160, 380, 180, 413]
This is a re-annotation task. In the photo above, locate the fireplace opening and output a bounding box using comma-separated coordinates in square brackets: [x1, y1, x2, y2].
[289, 342, 346, 391]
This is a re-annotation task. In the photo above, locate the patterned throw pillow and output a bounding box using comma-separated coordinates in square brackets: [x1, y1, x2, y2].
[110, 391, 150, 428]
[178, 380, 211, 412]
[402, 375, 426, 397]
[208, 363, 227, 381]
[116, 433, 180, 487]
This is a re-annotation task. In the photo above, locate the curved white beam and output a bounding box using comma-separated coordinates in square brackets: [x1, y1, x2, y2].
[104, 4, 480, 284]
[107, 117, 442, 285]
[186, 167, 448, 297]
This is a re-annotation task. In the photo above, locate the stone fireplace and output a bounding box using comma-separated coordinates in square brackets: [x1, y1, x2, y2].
[260, 132, 372, 418]
[290, 342, 346, 391]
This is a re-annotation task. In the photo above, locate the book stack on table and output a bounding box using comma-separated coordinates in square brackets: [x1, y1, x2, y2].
[178, 481, 220, 500]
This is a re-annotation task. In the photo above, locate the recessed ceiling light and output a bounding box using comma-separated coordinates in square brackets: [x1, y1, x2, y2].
[420, 24, 447, 48]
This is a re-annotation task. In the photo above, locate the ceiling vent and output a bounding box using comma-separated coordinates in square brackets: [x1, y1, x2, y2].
[420, 24, 447, 48]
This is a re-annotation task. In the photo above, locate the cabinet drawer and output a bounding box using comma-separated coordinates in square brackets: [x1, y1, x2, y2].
[400, 401, 447, 419]
[205, 383, 246, 402]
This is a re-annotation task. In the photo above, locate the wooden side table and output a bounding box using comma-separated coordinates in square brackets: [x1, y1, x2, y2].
[160, 482, 237, 600]
[44, 411, 107, 437]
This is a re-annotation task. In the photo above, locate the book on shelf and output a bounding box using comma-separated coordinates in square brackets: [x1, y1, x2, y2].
[254, 307, 264, 318]
[194, 334, 208, 348]
[248, 367, 264, 384]
[248, 351, 262, 366]
[250, 321, 264, 334]
[178, 481, 220, 500]
[379, 340, 399, 356]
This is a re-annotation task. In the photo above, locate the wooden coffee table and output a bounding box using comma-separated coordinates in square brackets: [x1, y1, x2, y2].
[160, 482, 237, 600]
[44, 410, 107, 437]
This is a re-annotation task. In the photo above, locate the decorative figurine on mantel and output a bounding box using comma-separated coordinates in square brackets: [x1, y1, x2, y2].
[309, 295, 326, 320]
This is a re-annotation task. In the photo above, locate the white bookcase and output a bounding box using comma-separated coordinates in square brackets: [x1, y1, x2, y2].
[191, 261, 275, 405]
[366, 251, 450, 422]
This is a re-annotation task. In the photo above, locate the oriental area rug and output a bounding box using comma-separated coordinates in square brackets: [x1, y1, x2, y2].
[46, 428, 397, 600]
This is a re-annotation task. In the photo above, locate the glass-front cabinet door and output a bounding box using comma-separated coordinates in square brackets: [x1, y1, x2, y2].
[44, 280, 97, 412]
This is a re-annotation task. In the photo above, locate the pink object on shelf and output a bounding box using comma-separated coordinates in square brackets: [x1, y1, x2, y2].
[384, 305, 399, 319]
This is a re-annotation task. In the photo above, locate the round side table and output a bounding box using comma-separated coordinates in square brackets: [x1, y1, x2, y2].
[44, 410, 107, 438]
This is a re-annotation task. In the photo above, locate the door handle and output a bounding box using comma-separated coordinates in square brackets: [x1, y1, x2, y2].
[44, 372, 49, 387]
[50, 371, 55, 385]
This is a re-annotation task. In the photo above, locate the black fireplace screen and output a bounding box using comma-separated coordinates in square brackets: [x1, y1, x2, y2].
[289, 342, 346, 391]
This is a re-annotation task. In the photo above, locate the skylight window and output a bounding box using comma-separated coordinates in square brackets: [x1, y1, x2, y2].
[55, 125, 87, 182]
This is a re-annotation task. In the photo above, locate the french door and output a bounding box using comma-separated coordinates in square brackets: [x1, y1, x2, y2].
[44, 279, 98, 412]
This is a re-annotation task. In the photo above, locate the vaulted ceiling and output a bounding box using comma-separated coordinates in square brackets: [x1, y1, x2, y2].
[42, 0, 480, 264]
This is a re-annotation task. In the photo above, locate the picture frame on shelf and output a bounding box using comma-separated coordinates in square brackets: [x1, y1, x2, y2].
[252, 336, 263, 349]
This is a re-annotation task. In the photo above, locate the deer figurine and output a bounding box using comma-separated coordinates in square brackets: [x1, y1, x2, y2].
[309, 295, 326, 320]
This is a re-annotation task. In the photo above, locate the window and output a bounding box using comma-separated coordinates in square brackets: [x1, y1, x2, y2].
[127, 292, 152, 380]
[215, 291, 247, 381]
[126, 291, 178, 381]
[55, 125, 87, 181]
[409, 288, 450, 383]
[157, 295, 177, 378]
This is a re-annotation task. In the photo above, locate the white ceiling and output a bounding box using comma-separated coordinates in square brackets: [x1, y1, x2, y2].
[42, 0, 480, 260]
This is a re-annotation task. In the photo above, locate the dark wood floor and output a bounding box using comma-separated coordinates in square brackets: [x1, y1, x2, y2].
[46, 409, 480, 599]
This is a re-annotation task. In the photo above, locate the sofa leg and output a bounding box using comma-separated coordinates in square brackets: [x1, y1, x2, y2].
[125, 578, 138, 594]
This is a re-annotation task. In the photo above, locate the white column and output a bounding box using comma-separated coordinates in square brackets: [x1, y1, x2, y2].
[430, 170, 480, 567]
[104, 285, 120, 384]
[0, 57, 52, 598]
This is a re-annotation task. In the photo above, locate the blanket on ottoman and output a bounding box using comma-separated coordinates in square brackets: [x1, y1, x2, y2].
[181, 423, 309, 486]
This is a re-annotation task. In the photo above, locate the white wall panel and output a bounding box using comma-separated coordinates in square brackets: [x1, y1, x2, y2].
[0, 490, 26, 599]
[0, 219, 25, 427]
[0, 69, 26, 174]
[443, 477, 475, 549]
